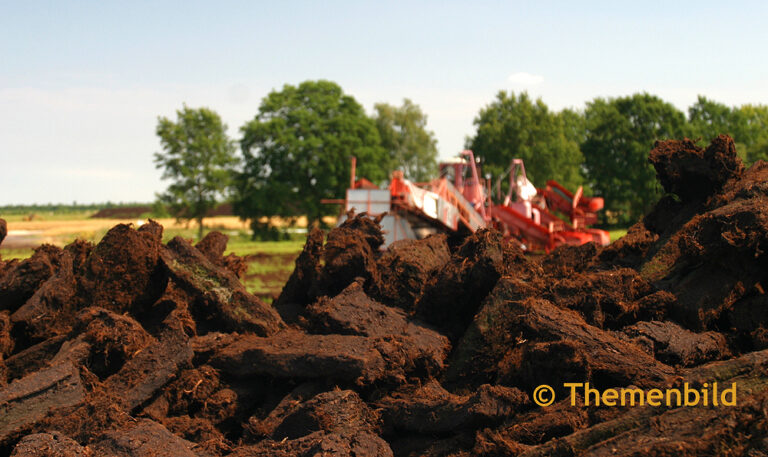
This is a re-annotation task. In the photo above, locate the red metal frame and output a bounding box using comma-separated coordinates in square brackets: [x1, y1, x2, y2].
[331, 153, 609, 252]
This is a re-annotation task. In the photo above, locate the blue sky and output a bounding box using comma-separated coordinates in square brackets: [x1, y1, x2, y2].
[2, 1, 767, 204]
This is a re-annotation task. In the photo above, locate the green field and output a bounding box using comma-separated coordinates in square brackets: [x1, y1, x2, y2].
[609, 228, 628, 242]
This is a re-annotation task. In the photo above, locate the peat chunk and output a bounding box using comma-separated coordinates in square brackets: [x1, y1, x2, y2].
[727, 290, 768, 348]
[444, 277, 540, 388]
[2, 336, 67, 382]
[155, 365, 223, 417]
[388, 434, 476, 457]
[274, 228, 324, 313]
[0, 218, 6, 247]
[377, 380, 528, 434]
[416, 229, 505, 340]
[0, 244, 63, 313]
[91, 419, 200, 457]
[496, 298, 676, 391]
[53, 308, 154, 379]
[244, 382, 324, 438]
[250, 389, 379, 440]
[79, 222, 167, 314]
[711, 159, 768, 207]
[620, 321, 729, 367]
[221, 253, 248, 279]
[337, 212, 386, 251]
[0, 362, 84, 441]
[474, 396, 589, 451]
[145, 364, 241, 431]
[597, 223, 659, 269]
[305, 280, 407, 337]
[10, 250, 78, 345]
[644, 197, 768, 329]
[103, 328, 192, 412]
[649, 135, 743, 203]
[196, 231, 247, 278]
[533, 389, 768, 457]
[308, 281, 448, 344]
[0, 311, 11, 358]
[211, 328, 445, 386]
[449, 278, 675, 391]
[642, 194, 689, 236]
[373, 333, 450, 383]
[375, 234, 450, 311]
[161, 236, 283, 336]
[161, 415, 229, 456]
[189, 332, 237, 365]
[540, 242, 598, 277]
[11, 431, 90, 456]
[196, 231, 229, 261]
[210, 330, 387, 385]
[305, 284, 452, 379]
[518, 350, 768, 457]
[319, 215, 384, 298]
[544, 268, 665, 329]
[230, 430, 393, 457]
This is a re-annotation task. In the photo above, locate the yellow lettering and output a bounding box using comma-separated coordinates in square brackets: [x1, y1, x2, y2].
[647, 389, 663, 406]
[563, 383, 582, 406]
[684, 383, 700, 406]
[665, 388, 681, 407]
[602, 389, 618, 406]
[622, 388, 644, 406]
[584, 383, 600, 406]
[721, 383, 737, 406]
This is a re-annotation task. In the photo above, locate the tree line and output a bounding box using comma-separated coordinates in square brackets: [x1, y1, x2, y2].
[155, 80, 437, 238]
[155, 80, 768, 238]
[468, 92, 768, 224]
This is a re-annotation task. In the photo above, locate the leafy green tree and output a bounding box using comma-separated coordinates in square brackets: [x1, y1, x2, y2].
[582, 93, 687, 223]
[466, 91, 584, 192]
[373, 99, 438, 182]
[688, 95, 737, 139]
[559, 107, 587, 147]
[236, 80, 387, 229]
[736, 104, 768, 163]
[687, 96, 749, 161]
[154, 105, 237, 239]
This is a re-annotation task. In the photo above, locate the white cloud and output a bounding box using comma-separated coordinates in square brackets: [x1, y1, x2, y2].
[508, 72, 544, 86]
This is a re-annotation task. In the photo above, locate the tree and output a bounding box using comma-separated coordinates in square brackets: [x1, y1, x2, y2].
[688, 95, 748, 161]
[373, 99, 438, 182]
[466, 91, 584, 193]
[582, 93, 687, 224]
[738, 104, 768, 163]
[236, 80, 387, 229]
[154, 105, 237, 239]
[688, 96, 735, 137]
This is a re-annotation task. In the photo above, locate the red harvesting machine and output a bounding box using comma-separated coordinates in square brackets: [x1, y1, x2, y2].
[335, 151, 609, 252]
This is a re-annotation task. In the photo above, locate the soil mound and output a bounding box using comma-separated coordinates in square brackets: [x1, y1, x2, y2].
[0, 244, 64, 313]
[0, 219, 6, 246]
[375, 234, 451, 312]
[3, 135, 768, 456]
[649, 135, 744, 203]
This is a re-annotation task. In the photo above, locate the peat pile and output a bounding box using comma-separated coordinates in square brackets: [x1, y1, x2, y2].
[1, 134, 768, 456]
